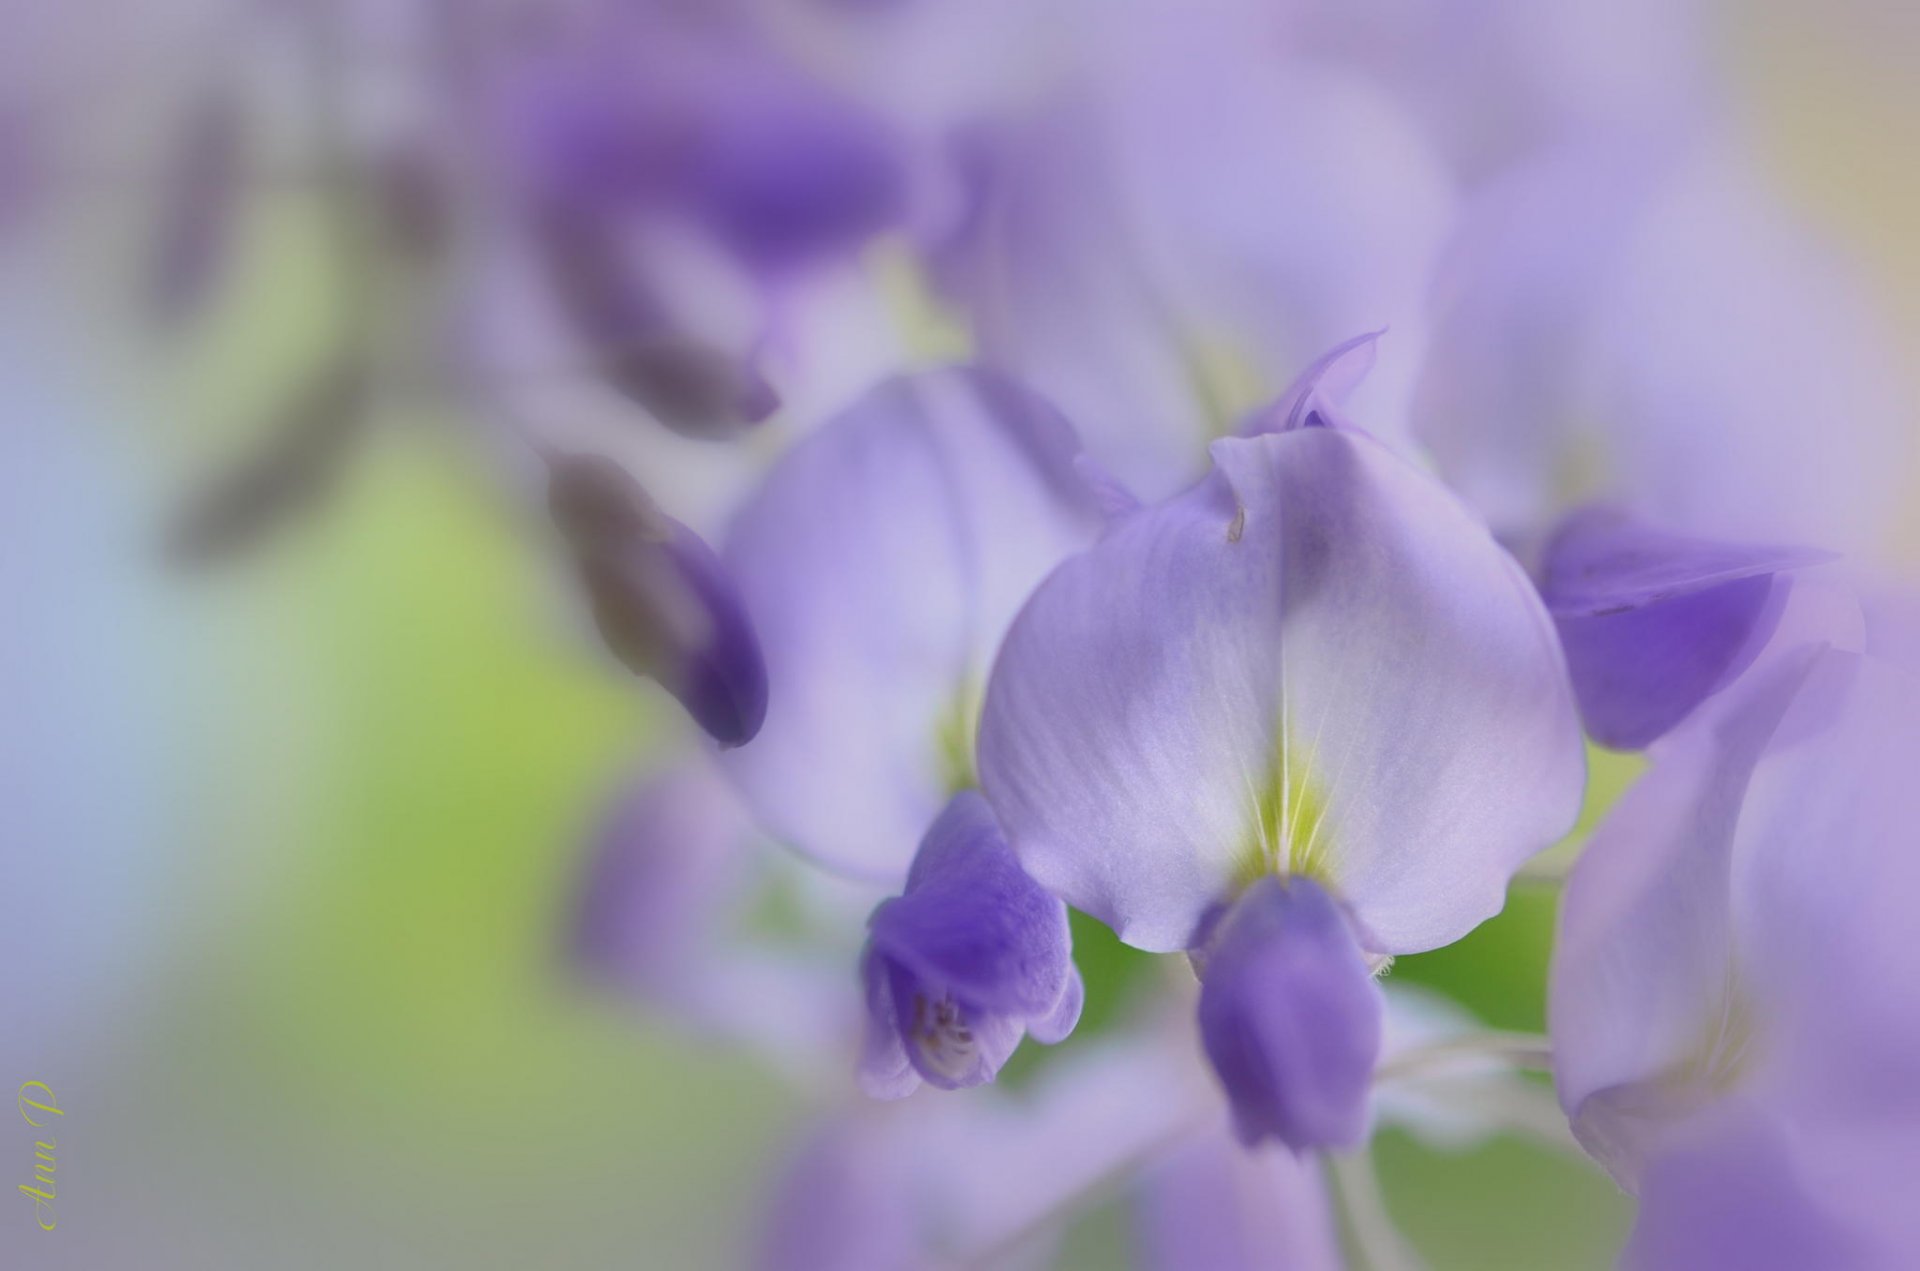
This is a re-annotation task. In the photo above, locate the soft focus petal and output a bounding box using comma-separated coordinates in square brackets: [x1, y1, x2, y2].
[1418, 141, 1916, 554]
[549, 453, 770, 746]
[723, 369, 1098, 880]
[1195, 877, 1382, 1151]
[1550, 584, 1878, 1188]
[1240, 329, 1384, 437]
[756, 1118, 923, 1271]
[980, 425, 1582, 952]
[1622, 1103, 1868, 1271]
[935, 14, 1452, 498]
[1133, 1124, 1343, 1271]
[570, 763, 754, 998]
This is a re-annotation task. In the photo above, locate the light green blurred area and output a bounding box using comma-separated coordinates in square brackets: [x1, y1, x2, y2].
[46, 6, 1920, 1268]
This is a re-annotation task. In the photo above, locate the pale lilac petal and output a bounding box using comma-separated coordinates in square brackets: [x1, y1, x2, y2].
[980, 427, 1583, 952]
[1134, 1126, 1343, 1271]
[1418, 142, 1917, 554]
[1549, 590, 1889, 1190]
[756, 1119, 922, 1271]
[1540, 507, 1829, 618]
[1726, 653, 1920, 1133]
[1195, 877, 1382, 1151]
[569, 762, 754, 998]
[723, 369, 1098, 880]
[1550, 648, 1819, 1187]
[1622, 1103, 1868, 1271]
[1240, 329, 1384, 437]
[935, 21, 1452, 499]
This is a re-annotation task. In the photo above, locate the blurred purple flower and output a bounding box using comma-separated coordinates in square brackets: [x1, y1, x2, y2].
[548, 452, 768, 747]
[1540, 506, 1832, 750]
[570, 758, 878, 1076]
[1552, 634, 1920, 1259]
[720, 367, 1100, 881]
[927, 3, 1453, 498]
[760, 1029, 1220, 1269]
[1133, 1122, 1343, 1271]
[475, 1, 905, 436]
[858, 791, 1081, 1097]
[978, 344, 1584, 1148]
[1418, 140, 1916, 556]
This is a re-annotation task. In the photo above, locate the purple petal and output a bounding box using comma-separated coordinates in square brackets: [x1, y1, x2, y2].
[722, 370, 1098, 880]
[534, 209, 779, 437]
[1240, 329, 1384, 436]
[1539, 506, 1825, 752]
[979, 426, 1583, 953]
[860, 792, 1078, 1095]
[1550, 646, 1820, 1187]
[1195, 877, 1382, 1152]
[569, 763, 753, 996]
[550, 454, 770, 747]
[677, 74, 904, 274]
[756, 1119, 922, 1271]
[1540, 507, 1829, 618]
[1134, 1127, 1342, 1271]
[1622, 1103, 1867, 1271]
[1550, 589, 1906, 1193]
[1557, 576, 1788, 751]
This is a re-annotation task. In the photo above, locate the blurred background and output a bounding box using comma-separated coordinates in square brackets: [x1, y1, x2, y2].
[4, 1, 1917, 1267]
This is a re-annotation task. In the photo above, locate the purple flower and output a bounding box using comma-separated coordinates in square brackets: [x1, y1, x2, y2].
[1539, 506, 1832, 750]
[1551, 630, 1920, 1259]
[858, 791, 1082, 1097]
[1417, 140, 1916, 554]
[720, 368, 1100, 881]
[569, 759, 878, 1076]
[1194, 877, 1382, 1150]
[978, 343, 1585, 1148]
[1133, 1122, 1343, 1271]
[476, 4, 905, 436]
[548, 452, 769, 747]
[929, 6, 1453, 499]
[760, 1027, 1220, 1268]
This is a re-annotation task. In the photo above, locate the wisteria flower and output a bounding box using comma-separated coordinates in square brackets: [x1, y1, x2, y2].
[978, 343, 1585, 1149]
[1552, 634, 1920, 1261]
[858, 791, 1081, 1097]
[547, 451, 769, 747]
[720, 367, 1100, 881]
[1538, 505, 1832, 750]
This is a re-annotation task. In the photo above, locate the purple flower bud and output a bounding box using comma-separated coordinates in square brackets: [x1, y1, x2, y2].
[858, 792, 1082, 1097]
[1194, 877, 1382, 1153]
[535, 208, 778, 438]
[548, 454, 768, 746]
[1539, 506, 1831, 750]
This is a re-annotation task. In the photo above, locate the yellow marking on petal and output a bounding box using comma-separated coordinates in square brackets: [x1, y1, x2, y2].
[935, 676, 984, 797]
[1552, 427, 1614, 509]
[1181, 329, 1267, 441]
[869, 238, 973, 362]
[1234, 723, 1338, 890]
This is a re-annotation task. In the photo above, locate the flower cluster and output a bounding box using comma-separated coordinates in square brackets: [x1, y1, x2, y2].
[83, 0, 1920, 1264]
